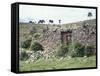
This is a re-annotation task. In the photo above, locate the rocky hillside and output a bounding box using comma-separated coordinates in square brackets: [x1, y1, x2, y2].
[19, 19, 96, 55]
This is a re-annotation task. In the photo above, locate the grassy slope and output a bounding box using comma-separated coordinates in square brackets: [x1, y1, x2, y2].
[19, 56, 96, 71]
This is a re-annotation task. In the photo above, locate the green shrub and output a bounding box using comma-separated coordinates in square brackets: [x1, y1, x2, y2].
[19, 51, 29, 61]
[34, 33, 42, 39]
[21, 39, 31, 49]
[55, 45, 68, 57]
[85, 45, 95, 57]
[68, 42, 85, 57]
[31, 42, 44, 52]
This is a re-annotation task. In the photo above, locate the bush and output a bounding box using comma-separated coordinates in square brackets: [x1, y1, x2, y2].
[55, 45, 68, 57]
[19, 51, 29, 61]
[85, 45, 95, 57]
[34, 33, 42, 39]
[21, 39, 31, 49]
[68, 42, 85, 57]
[31, 42, 44, 52]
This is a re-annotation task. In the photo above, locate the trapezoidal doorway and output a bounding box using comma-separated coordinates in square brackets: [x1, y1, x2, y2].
[61, 30, 72, 45]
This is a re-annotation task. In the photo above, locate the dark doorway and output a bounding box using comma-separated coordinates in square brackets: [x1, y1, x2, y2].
[61, 30, 72, 45]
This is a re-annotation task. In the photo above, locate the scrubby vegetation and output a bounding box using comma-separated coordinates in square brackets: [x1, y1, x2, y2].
[21, 38, 31, 49]
[85, 45, 96, 57]
[19, 56, 96, 71]
[68, 42, 85, 57]
[19, 51, 29, 61]
[31, 42, 44, 52]
[33, 33, 42, 39]
[55, 42, 95, 58]
[55, 45, 68, 57]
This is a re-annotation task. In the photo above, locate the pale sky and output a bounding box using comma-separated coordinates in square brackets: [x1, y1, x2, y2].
[19, 5, 96, 24]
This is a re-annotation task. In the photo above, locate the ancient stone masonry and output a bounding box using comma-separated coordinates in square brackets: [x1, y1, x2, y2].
[38, 29, 61, 57]
[36, 19, 96, 54]
[19, 19, 96, 62]
[72, 20, 96, 46]
[19, 19, 96, 61]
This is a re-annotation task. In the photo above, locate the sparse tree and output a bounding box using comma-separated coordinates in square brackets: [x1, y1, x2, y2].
[29, 21, 32, 23]
[88, 12, 92, 20]
[49, 20, 53, 24]
[38, 20, 45, 24]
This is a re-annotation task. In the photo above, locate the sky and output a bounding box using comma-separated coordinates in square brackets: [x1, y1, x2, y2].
[19, 5, 96, 24]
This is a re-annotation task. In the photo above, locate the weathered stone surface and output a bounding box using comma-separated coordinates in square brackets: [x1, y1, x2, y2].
[20, 19, 96, 60]
[33, 19, 96, 58]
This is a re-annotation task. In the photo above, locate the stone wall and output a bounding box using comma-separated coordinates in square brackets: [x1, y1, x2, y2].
[37, 19, 96, 55]
[72, 20, 96, 46]
[19, 19, 96, 62]
[38, 29, 61, 56]
[25, 19, 96, 53]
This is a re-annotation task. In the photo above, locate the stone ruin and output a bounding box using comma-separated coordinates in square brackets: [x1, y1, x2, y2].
[38, 19, 96, 56]
[20, 19, 96, 62]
